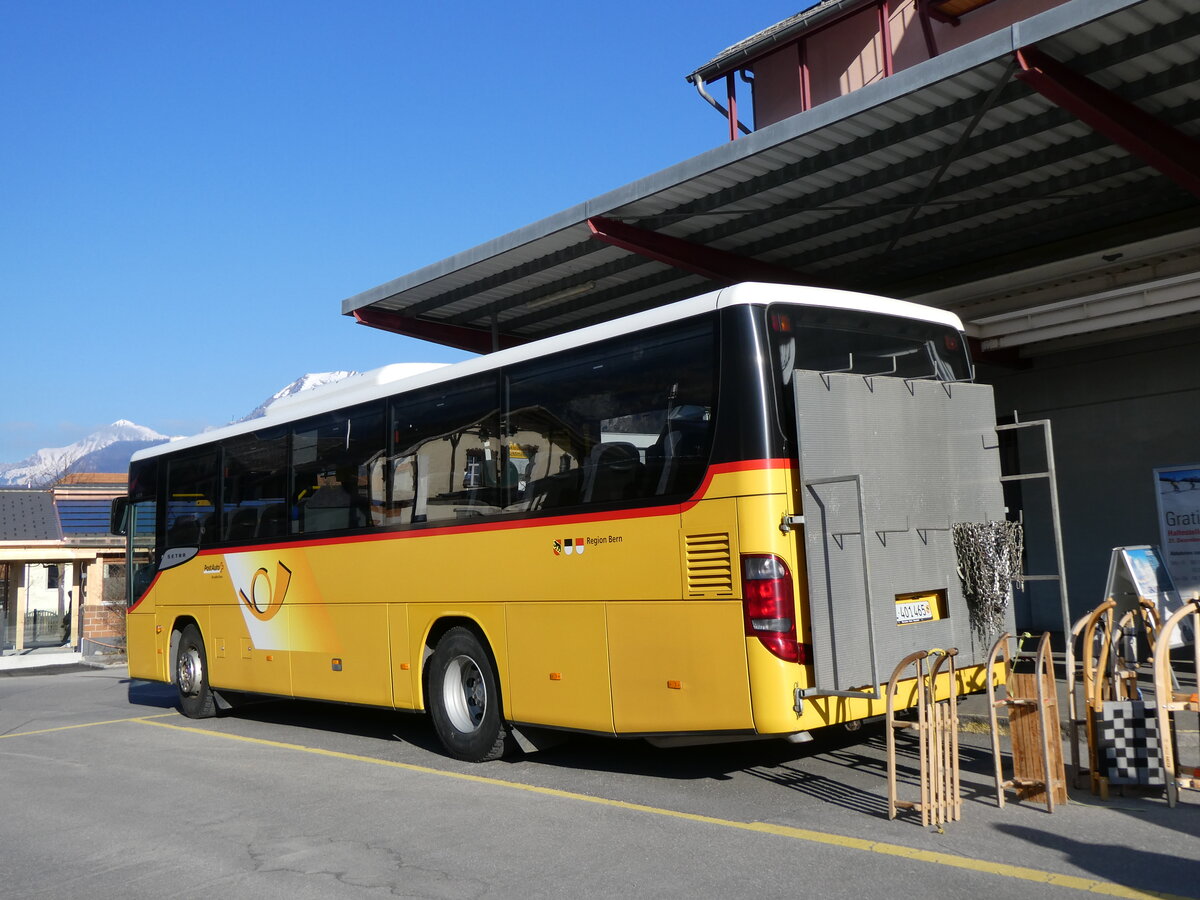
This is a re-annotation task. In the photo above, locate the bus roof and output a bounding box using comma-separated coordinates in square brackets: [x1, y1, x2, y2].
[133, 283, 965, 463]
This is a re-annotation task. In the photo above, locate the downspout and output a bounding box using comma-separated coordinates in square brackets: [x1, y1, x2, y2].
[692, 75, 752, 137]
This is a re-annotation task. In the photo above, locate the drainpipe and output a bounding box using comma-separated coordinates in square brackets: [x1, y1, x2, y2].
[692, 75, 751, 137]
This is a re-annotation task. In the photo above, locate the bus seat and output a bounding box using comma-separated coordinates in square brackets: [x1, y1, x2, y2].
[644, 438, 666, 493]
[303, 504, 348, 532]
[649, 421, 709, 495]
[258, 503, 288, 537]
[582, 442, 643, 503]
[517, 469, 582, 511]
[201, 513, 221, 544]
[167, 514, 202, 547]
[227, 506, 259, 541]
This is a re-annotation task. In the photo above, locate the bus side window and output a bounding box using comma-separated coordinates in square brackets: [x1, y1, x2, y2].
[221, 424, 288, 542]
[165, 452, 219, 547]
[504, 318, 716, 510]
[388, 373, 502, 525]
[292, 402, 385, 535]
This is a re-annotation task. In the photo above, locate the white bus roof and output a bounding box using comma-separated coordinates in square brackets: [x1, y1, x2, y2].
[133, 283, 964, 462]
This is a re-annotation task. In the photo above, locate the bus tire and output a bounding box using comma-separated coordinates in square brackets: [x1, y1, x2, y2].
[428, 626, 509, 762]
[176, 624, 216, 719]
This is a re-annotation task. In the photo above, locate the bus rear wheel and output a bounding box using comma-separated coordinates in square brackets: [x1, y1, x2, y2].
[428, 627, 509, 762]
[176, 624, 216, 719]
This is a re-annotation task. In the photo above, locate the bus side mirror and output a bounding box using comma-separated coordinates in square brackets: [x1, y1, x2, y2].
[110, 497, 130, 536]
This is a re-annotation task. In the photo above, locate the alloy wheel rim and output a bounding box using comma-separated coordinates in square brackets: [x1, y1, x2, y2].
[178, 647, 202, 697]
[442, 655, 485, 733]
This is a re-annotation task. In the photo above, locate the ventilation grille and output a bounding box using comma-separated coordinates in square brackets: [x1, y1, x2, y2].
[685, 532, 734, 597]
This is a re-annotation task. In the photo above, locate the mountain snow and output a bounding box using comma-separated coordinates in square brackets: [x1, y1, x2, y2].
[0, 372, 365, 487]
[236, 371, 358, 422]
[0, 420, 171, 487]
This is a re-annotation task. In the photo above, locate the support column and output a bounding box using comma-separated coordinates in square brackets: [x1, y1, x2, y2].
[81, 556, 116, 653]
[61, 563, 79, 649]
[70, 562, 84, 651]
[13, 563, 28, 652]
[0, 563, 10, 649]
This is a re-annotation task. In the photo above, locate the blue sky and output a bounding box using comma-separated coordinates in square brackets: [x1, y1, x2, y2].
[0, 1, 805, 463]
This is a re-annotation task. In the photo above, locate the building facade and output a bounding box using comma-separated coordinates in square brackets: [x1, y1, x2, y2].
[1, 474, 127, 655]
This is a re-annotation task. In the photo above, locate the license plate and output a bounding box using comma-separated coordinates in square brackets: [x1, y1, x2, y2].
[896, 599, 933, 625]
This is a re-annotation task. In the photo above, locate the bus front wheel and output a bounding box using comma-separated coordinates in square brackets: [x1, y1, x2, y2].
[176, 624, 216, 719]
[428, 627, 509, 762]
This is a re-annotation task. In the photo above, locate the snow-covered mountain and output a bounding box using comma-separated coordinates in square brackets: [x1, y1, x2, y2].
[0, 372, 363, 487]
[0, 420, 172, 487]
[235, 371, 358, 422]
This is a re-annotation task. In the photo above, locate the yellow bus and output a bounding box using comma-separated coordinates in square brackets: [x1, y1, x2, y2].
[113, 282, 1010, 761]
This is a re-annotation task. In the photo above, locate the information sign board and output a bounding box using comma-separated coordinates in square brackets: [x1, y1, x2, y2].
[1103, 546, 1190, 648]
[1154, 465, 1200, 604]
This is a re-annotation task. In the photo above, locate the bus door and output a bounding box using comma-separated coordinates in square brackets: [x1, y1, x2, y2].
[790, 368, 1009, 701]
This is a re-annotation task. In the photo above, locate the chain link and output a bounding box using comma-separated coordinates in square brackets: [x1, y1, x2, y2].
[952, 520, 1024, 641]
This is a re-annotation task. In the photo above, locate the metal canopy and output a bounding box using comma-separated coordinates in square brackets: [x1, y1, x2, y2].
[342, 0, 1200, 354]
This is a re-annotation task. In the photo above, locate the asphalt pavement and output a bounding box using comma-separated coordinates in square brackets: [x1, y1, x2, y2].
[1, 653, 1197, 899]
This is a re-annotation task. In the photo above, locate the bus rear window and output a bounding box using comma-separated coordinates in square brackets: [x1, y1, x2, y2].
[768, 305, 972, 383]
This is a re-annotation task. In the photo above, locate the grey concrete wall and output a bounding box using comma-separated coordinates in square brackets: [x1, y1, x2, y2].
[978, 324, 1200, 632]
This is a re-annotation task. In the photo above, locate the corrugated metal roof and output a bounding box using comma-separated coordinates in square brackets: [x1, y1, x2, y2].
[342, 0, 1200, 353]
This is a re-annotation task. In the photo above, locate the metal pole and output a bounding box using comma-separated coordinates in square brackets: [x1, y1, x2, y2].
[1041, 418, 1072, 638]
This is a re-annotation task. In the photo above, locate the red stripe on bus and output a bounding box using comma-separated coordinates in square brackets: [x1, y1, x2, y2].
[680, 457, 792, 513]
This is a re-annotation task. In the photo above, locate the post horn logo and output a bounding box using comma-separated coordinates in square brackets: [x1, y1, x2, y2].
[238, 561, 292, 621]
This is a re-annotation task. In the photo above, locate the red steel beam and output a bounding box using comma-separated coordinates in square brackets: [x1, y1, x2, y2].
[798, 39, 812, 112]
[916, 1, 941, 57]
[878, 0, 894, 78]
[1015, 46, 1200, 199]
[352, 307, 526, 354]
[587, 216, 812, 285]
[726, 72, 738, 142]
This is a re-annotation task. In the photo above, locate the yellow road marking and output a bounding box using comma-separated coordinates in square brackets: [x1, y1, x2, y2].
[0, 711, 177, 739]
[746, 822, 1183, 899]
[131, 718, 1192, 900]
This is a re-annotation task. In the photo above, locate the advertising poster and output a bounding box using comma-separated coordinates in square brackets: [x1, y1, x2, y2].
[1105, 546, 1189, 649]
[1154, 465, 1200, 603]
[1121, 546, 1175, 601]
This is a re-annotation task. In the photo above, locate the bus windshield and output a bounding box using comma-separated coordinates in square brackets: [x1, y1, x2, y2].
[768, 304, 972, 383]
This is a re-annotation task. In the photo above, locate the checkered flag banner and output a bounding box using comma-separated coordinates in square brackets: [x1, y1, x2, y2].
[1096, 700, 1165, 786]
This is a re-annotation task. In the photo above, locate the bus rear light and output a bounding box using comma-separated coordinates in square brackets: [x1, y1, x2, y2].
[741, 554, 803, 664]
